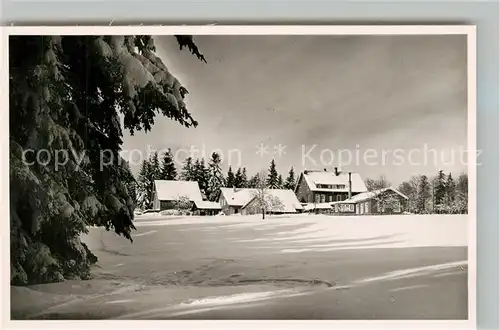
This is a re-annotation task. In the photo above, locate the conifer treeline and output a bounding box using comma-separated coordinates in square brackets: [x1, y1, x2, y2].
[137, 151, 468, 215]
[399, 170, 468, 214]
[136, 153, 297, 210]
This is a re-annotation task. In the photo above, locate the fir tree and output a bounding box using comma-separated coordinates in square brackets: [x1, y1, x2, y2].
[266, 159, 279, 188]
[9, 35, 206, 285]
[284, 166, 296, 190]
[149, 151, 161, 180]
[277, 174, 284, 189]
[434, 170, 446, 207]
[136, 153, 161, 210]
[226, 166, 235, 188]
[445, 173, 455, 205]
[247, 173, 260, 188]
[454, 173, 468, 214]
[194, 158, 209, 197]
[137, 158, 153, 210]
[241, 168, 248, 188]
[234, 168, 244, 188]
[180, 157, 195, 181]
[160, 148, 177, 180]
[207, 152, 225, 201]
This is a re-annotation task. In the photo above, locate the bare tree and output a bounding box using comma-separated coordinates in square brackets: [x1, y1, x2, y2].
[251, 171, 285, 219]
[365, 175, 391, 192]
[398, 175, 419, 213]
[267, 195, 285, 214]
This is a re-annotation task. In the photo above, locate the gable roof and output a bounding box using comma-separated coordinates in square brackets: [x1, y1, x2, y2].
[154, 180, 203, 202]
[242, 188, 304, 213]
[298, 170, 367, 193]
[219, 188, 258, 206]
[343, 187, 409, 203]
[221, 187, 304, 212]
[193, 200, 222, 210]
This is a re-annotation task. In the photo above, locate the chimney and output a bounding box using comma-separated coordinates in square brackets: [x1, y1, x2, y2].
[348, 172, 352, 199]
[334, 167, 339, 176]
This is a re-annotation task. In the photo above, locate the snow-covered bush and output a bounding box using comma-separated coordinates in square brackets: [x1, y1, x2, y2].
[160, 209, 182, 216]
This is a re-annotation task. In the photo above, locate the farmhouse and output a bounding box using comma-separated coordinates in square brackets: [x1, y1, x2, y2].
[218, 188, 256, 215]
[241, 189, 304, 215]
[333, 187, 409, 215]
[218, 187, 303, 215]
[295, 168, 367, 204]
[152, 180, 203, 211]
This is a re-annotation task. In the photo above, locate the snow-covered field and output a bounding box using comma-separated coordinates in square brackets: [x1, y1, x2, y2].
[11, 214, 469, 320]
[132, 213, 469, 251]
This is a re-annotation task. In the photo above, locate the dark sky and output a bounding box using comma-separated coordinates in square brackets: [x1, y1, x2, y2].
[122, 34, 468, 185]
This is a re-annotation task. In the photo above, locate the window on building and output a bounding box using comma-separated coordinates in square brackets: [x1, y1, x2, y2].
[364, 202, 369, 213]
[315, 194, 320, 203]
[320, 194, 326, 203]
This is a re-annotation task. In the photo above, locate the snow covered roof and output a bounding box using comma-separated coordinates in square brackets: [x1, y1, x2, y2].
[344, 187, 409, 203]
[220, 188, 258, 206]
[154, 180, 203, 202]
[299, 170, 367, 193]
[193, 200, 222, 210]
[221, 188, 304, 212]
[242, 189, 304, 213]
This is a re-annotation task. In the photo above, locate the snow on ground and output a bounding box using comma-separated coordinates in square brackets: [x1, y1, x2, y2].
[132, 213, 468, 251]
[11, 214, 469, 319]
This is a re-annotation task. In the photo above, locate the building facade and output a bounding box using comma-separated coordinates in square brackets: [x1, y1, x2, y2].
[333, 187, 409, 215]
[218, 188, 257, 215]
[295, 168, 368, 204]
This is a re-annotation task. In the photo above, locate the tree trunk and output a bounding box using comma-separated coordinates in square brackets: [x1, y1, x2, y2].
[262, 209, 265, 220]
